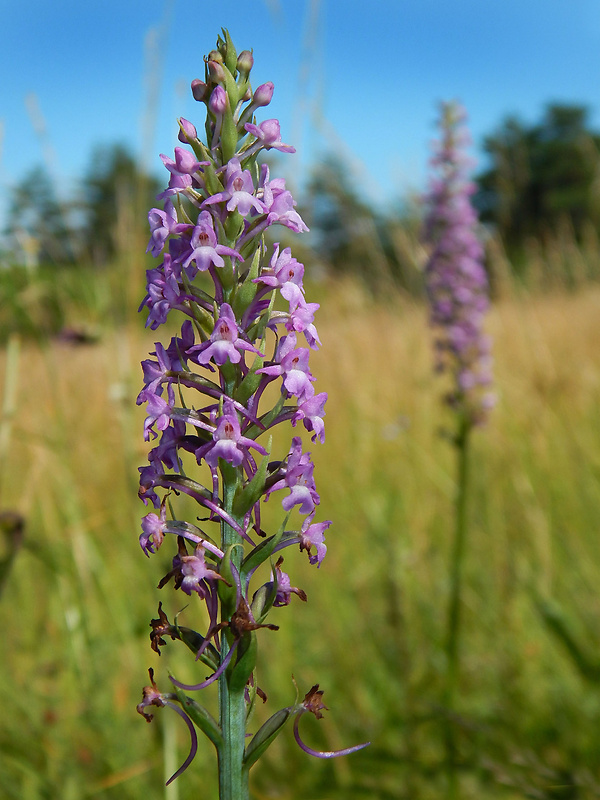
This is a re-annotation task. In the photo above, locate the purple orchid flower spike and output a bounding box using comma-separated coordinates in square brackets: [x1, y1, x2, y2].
[286, 297, 322, 349]
[252, 82, 274, 107]
[139, 255, 190, 330]
[179, 543, 230, 598]
[423, 100, 495, 787]
[157, 171, 193, 200]
[423, 101, 494, 426]
[265, 187, 309, 233]
[264, 436, 320, 516]
[136, 30, 361, 797]
[141, 392, 172, 441]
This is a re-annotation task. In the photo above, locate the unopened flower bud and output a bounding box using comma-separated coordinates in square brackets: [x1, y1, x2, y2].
[237, 50, 254, 76]
[208, 59, 226, 85]
[207, 49, 223, 64]
[178, 118, 197, 143]
[253, 82, 274, 107]
[191, 79, 207, 102]
[209, 85, 227, 116]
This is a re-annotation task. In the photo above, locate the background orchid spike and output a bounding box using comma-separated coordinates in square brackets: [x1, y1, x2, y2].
[423, 100, 495, 427]
[136, 29, 366, 798]
[423, 100, 495, 798]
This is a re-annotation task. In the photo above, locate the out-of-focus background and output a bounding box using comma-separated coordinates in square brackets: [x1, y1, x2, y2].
[2, 1, 600, 798]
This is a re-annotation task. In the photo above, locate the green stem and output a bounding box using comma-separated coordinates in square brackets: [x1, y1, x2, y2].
[444, 418, 471, 800]
[218, 473, 249, 800]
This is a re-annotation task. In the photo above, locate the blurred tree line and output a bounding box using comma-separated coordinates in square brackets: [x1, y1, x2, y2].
[300, 102, 600, 294]
[3, 144, 161, 268]
[4, 103, 600, 291]
[475, 104, 600, 256]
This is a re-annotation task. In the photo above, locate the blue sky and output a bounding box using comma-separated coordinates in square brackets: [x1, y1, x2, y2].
[2, 0, 600, 229]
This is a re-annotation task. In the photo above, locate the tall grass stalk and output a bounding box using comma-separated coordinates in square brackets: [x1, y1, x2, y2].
[0, 334, 20, 496]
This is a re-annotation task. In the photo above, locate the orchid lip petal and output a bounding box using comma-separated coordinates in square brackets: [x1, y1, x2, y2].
[169, 641, 238, 691]
[163, 701, 198, 785]
[292, 713, 370, 759]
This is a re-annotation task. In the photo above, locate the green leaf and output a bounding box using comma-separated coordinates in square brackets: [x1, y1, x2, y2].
[535, 596, 600, 683]
[171, 624, 220, 671]
[165, 371, 222, 396]
[220, 106, 239, 163]
[233, 246, 262, 316]
[224, 209, 245, 245]
[232, 443, 271, 519]
[160, 473, 212, 500]
[166, 520, 219, 554]
[221, 28, 238, 75]
[217, 545, 242, 620]
[240, 513, 288, 583]
[234, 350, 266, 406]
[243, 707, 296, 770]
[218, 359, 238, 392]
[228, 631, 257, 694]
[248, 291, 277, 342]
[243, 393, 285, 440]
[202, 156, 224, 196]
[250, 578, 278, 624]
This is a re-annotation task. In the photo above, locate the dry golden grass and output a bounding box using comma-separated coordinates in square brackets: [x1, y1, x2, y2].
[1, 280, 600, 798]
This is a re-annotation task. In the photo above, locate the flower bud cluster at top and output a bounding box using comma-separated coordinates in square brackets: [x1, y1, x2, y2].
[136, 28, 329, 703]
[423, 101, 494, 426]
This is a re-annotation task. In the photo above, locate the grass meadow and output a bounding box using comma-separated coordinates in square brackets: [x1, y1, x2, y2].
[1, 256, 600, 799]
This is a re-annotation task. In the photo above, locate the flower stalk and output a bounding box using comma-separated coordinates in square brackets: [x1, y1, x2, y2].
[443, 417, 470, 800]
[135, 30, 368, 797]
[218, 479, 247, 800]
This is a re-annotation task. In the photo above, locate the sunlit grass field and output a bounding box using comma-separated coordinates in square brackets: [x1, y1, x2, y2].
[1, 264, 600, 799]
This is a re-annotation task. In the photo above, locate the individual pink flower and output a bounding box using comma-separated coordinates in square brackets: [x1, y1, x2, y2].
[292, 392, 327, 443]
[190, 303, 260, 366]
[244, 119, 296, 153]
[140, 505, 167, 555]
[196, 401, 267, 468]
[254, 243, 305, 306]
[182, 211, 242, 276]
[147, 200, 183, 256]
[203, 158, 266, 217]
[257, 333, 315, 402]
[299, 515, 330, 566]
[160, 147, 206, 176]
